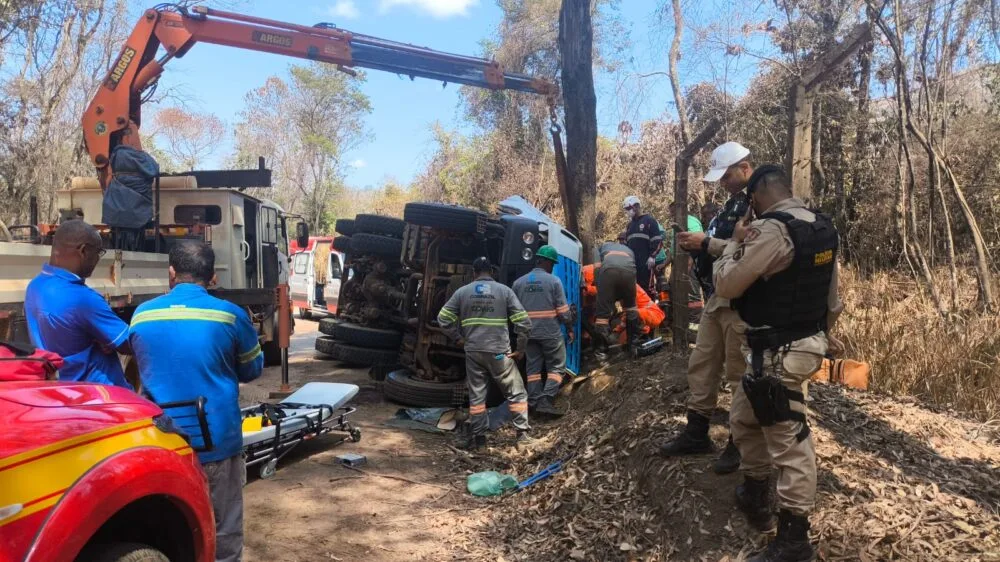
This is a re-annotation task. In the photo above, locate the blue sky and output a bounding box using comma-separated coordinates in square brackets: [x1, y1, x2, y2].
[149, 0, 769, 188]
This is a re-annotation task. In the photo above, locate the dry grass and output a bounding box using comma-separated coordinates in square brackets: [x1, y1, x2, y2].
[838, 267, 1000, 421]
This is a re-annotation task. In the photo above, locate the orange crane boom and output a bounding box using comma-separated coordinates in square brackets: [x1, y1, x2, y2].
[83, 5, 558, 188]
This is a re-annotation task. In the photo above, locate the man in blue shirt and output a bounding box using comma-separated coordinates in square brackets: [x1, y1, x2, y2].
[24, 220, 132, 388]
[130, 241, 263, 562]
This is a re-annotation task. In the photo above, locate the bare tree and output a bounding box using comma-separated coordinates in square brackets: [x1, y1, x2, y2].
[149, 107, 226, 171]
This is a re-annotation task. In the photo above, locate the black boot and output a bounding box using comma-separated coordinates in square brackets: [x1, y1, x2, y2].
[626, 315, 643, 354]
[748, 510, 815, 562]
[736, 476, 776, 532]
[659, 411, 714, 456]
[713, 435, 741, 474]
[457, 433, 487, 451]
[535, 396, 564, 418]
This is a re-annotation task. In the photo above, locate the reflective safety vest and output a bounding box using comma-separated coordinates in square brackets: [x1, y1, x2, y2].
[437, 276, 532, 353]
[512, 268, 572, 340]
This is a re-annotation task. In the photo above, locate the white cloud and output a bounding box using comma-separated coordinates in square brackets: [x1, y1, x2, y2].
[329, 0, 360, 19]
[350, 159, 367, 169]
[378, 0, 479, 18]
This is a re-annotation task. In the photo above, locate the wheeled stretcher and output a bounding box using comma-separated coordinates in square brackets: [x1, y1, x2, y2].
[159, 382, 361, 480]
[240, 382, 361, 478]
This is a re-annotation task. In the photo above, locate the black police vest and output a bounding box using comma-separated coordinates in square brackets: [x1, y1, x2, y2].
[694, 193, 750, 294]
[734, 210, 838, 336]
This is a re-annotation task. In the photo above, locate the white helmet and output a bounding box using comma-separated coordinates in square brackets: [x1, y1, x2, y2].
[703, 141, 751, 182]
[622, 195, 640, 210]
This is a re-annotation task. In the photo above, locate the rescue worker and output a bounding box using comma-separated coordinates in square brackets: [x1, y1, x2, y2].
[512, 246, 574, 417]
[658, 141, 752, 475]
[714, 165, 842, 561]
[24, 219, 133, 389]
[437, 257, 535, 450]
[129, 241, 264, 562]
[594, 241, 641, 351]
[622, 195, 662, 298]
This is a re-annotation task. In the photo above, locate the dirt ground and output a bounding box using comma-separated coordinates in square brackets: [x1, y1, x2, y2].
[240, 319, 482, 562]
[239, 320, 1000, 562]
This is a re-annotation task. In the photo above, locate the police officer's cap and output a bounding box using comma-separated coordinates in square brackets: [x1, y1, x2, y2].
[746, 164, 787, 194]
[472, 256, 491, 273]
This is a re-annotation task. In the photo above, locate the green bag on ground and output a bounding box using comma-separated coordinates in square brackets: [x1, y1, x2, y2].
[467, 471, 518, 497]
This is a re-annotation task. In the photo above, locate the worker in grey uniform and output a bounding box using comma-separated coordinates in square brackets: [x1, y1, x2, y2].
[594, 241, 641, 351]
[512, 245, 574, 418]
[437, 257, 535, 450]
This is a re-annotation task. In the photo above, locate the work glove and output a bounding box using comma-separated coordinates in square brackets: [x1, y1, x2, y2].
[646, 257, 656, 269]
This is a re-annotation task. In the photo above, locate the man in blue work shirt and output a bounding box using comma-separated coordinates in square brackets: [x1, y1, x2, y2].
[130, 241, 263, 562]
[24, 219, 132, 388]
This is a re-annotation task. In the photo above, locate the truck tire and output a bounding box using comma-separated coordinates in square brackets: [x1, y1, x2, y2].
[333, 235, 352, 253]
[335, 218, 355, 236]
[81, 542, 170, 562]
[354, 214, 406, 238]
[350, 233, 403, 258]
[315, 335, 338, 356]
[262, 339, 282, 366]
[331, 322, 402, 349]
[404, 202, 486, 233]
[330, 343, 399, 367]
[383, 370, 469, 407]
[318, 317, 339, 336]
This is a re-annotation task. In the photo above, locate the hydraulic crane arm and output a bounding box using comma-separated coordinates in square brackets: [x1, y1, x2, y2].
[83, 5, 558, 187]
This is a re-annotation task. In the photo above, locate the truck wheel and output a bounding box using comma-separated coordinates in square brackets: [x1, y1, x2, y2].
[404, 202, 486, 233]
[354, 214, 406, 238]
[350, 233, 403, 258]
[335, 218, 355, 236]
[332, 322, 402, 349]
[80, 542, 170, 562]
[318, 317, 339, 336]
[298, 307, 312, 320]
[331, 343, 399, 367]
[383, 370, 469, 407]
[261, 339, 282, 367]
[333, 235, 352, 253]
[315, 335, 338, 356]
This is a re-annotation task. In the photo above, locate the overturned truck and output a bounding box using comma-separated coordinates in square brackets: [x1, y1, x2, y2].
[316, 199, 582, 407]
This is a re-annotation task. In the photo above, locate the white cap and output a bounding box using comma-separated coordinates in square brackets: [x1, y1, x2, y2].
[622, 195, 640, 209]
[703, 141, 751, 182]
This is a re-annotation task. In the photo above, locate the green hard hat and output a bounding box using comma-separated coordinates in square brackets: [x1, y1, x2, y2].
[535, 245, 559, 263]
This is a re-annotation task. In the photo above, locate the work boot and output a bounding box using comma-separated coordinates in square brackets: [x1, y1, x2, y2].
[658, 411, 714, 456]
[594, 323, 613, 347]
[713, 435, 741, 474]
[534, 396, 564, 418]
[626, 315, 643, 354]
[456, 434, 487, 451]
[736, 476, 776, 532]
[748, 510, 815, 562]
[516, 431, 541, 450]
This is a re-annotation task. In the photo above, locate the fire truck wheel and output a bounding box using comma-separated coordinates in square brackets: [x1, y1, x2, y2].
[404, 202, 486, 233]
[315, 335, 339, 356]
[332, 235, 352, 253]
[318, 317, 339, 336]
[80, 542, 169, 562]
[350, 233, 403, 258]
[331, 322, 402, 349]
[383, 370, 469, 408]
[335, 218, 355, 236]
[330, 343, 399, 367]
[354, 214, 406, 238]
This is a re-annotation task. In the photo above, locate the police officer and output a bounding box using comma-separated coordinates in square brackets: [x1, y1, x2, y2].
[714, 165, 842, 562]
[512, 245, 574, 417]
[622, 195, 662, 298]
[437, 257, 535, 450]
[659, 141, 752, 474]
[593, 241, 641, 351]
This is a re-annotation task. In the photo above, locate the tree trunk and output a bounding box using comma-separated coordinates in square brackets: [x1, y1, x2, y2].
[667, 0, 690, 145]
[559, 0, 599, 262]
[846, 35, 873, 259]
